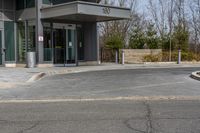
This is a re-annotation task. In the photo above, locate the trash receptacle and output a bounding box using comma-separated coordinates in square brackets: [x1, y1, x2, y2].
[27, 52, 36, 68]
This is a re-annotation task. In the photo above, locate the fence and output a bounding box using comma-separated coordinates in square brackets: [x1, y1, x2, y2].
[100, 48, 116, 63]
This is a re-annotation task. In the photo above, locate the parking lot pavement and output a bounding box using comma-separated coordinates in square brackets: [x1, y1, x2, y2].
[0, 67, 199, 100]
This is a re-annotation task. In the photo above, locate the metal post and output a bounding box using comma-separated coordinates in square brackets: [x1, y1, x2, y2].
[122, 49, 125, 65]
[169, 34, 172, 62]
[75, 29, 78, 66]
[115, 50, 118, 64]
[97, 23, 101, 65]
[178, 49, 181, 64]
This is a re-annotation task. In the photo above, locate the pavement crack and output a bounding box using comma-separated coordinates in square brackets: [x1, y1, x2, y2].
[17, 122, 40, 133]
[144, 101, 154, 133]
[124, 119, 146, 133]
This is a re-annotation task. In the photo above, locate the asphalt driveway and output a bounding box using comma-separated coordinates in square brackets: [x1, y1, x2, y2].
[0, 67, 199, 100]
[1, 100, 200, 133]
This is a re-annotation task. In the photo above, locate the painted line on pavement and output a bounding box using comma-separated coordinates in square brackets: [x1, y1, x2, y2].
[94, 82, 185, 94]
[0, 96, 200, 104]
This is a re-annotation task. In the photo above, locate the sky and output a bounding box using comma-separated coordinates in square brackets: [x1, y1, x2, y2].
[137, 0, 148, 14]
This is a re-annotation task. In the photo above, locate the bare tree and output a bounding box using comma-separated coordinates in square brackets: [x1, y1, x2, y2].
[173, 0, 189, 51]
[148, 0, 168, 38]
[99, 0, 138, 48]
[189, 0, 200, 53]
[167, 0, 175, 61]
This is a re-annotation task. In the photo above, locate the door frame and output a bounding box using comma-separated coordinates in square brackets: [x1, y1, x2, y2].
[52, 23, 77, 67]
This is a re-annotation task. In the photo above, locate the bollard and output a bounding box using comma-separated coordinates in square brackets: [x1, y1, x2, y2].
[122, 49, 125, 65]
[178, 49, 181, 64]
[115, 50, 118, 64]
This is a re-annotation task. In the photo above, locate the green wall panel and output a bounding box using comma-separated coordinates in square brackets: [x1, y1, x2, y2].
[4, 21, 15, 62]
[43, 0, 51, 4]
[0, 31, 2, 64]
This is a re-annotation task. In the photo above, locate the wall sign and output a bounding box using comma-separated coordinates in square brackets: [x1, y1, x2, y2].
[69, 42, 72, 47]
[38, 36, 44, 42]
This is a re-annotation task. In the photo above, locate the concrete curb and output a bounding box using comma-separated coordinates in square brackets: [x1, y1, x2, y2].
[25, 64, 200, 82]
[46, 65, 199, 76]
[190, 71, 200, 81]
[27, 72, 46, 83]
[144, 62, 177, 65]
[1, 96, 200, 103]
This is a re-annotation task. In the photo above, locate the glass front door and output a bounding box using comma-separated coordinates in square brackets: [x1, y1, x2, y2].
[53, 29, 66, 64]
[66, 29, 76, 64]
[53, 27, 76, 66]
[0, 31, 2, 65]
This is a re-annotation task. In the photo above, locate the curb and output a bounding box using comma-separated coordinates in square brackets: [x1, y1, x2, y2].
[190, 71, 200, 81]
[26, 65, 200, 82]
[144, 62, 177, 65]
[46, 65, 200, 76]
[27, 72, 46, 83]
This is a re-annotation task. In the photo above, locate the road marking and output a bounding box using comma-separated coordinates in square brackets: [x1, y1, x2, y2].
[131, 81, 185, 89]
[94, 81, 185, 94]
[0, 96, 200, 104]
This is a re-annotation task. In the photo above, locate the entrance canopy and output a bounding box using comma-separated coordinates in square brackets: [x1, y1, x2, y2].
[41, 1, 131, 22]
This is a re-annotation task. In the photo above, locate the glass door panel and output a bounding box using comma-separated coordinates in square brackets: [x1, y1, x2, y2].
[66, 29, 75, 64]
[77, 27, 84, 61]
[17, 22, 26, 63]
[53, 29, 66, 64]
[44, 27, 52, 61]
[27, 21, 36, 52]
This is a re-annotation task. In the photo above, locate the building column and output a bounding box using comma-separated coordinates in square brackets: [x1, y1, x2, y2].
[83, 22, 98, 62]
[36, 0, 44, 64]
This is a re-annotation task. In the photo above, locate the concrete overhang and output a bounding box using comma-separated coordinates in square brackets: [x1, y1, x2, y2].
[41, 1, 131, 22]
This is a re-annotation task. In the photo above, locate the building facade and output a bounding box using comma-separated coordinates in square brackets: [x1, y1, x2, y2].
[0, 0, 130, 67]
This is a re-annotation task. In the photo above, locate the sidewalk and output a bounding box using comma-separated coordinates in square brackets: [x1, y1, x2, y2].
[0, 63, 199, 88]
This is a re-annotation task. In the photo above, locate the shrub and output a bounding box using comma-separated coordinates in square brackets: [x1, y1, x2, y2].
[105, 34, 124, 50]
[143, 54, 162, 62]
[162, 51, 200, 62]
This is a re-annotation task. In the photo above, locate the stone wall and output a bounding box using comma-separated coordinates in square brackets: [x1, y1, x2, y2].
[121, 49, 162, 64]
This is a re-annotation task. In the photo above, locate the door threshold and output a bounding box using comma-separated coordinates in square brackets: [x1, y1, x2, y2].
[54, 64, 77, 67]
[64, 64, 77, 67]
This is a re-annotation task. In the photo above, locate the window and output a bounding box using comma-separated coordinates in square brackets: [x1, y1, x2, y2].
[26, 0, 35, 8]
[16, 0, 35, 10]
[27, 20, 36, 52]
[4, 0, 14, 10]
[16, 0, 25, 10]
[17, 22, 26, 63]
[44, 26, 52, 61]
[43, 0, 51, 4]
[17, 21, 36, 63]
